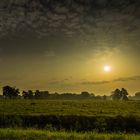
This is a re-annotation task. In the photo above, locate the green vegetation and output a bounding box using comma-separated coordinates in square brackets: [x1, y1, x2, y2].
[1, 100, 140, 132]
[0, 128, 140, 140]
[1, 100, 140, 116]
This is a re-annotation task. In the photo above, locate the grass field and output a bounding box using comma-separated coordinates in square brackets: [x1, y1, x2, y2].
[1, 100, 140, 134]
[0, 128, 140, 140]
[1, 100, 140, 116]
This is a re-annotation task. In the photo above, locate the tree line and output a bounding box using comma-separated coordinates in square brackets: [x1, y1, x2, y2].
[1, 85, 140, 100]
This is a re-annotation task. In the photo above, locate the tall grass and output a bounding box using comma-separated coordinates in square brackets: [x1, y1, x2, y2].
[0, 128, 140, 140]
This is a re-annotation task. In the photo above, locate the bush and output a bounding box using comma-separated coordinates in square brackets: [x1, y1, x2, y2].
[0, 115, 140, 133]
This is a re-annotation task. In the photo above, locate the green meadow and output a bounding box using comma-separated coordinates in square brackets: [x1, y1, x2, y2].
[1, 100, 140, 139]
[1, 100, 140, 116]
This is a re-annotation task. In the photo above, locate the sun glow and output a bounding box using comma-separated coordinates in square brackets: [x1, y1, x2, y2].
[103, 65, 111, 72]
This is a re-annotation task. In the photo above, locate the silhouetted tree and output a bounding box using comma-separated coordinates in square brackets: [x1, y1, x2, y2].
[111, 88, 129, 100]
[3, 86, 20, 99]
[120, 88, 128, 100]
[90, 93, 95, 98]
[34, 90, 49, 99]
[22, 90, 34, 99]
[111, 88, 121, 100]
[22, 91, 28, 99]
[34, 90, 40, 98]
[103, 95, 107, 100]
[80, 91, 90, 98]
[28, 90, 34, 98]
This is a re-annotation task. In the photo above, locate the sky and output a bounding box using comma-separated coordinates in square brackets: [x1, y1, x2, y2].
[0, 0, 140, 95]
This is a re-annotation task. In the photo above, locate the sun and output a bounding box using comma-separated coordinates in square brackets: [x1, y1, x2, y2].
[103, 65, 111, 72]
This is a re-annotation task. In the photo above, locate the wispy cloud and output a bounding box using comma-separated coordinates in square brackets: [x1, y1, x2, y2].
[113, 76, 140, 82]
[48, 77, 73, 85]
[81, 76, 140, 85]
[82, 81, 110, 85]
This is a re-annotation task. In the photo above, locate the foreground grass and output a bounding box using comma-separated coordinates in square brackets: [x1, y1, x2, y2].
[1, 100, 140, 132]
[0, 128, 140, 140]
[1, 100, 140, 116]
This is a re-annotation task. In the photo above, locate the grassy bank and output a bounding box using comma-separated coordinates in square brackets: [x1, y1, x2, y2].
[0, 128, 140, 140]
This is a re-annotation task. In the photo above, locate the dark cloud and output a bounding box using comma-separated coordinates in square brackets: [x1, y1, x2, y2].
[0, 0, 139, 39]
[0, 0, 139, 58]
[0, 0, 139, 65]
[82, 76, 140, 85]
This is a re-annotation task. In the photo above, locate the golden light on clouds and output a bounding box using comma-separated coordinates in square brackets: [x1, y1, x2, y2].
[0, 0, 139, 95]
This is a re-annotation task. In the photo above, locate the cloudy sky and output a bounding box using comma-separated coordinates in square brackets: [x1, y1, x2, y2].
[0, 0, 140, 95]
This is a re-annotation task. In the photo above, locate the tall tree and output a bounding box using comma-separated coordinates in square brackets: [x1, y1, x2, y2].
[111, 88, 121, 100]
[3, 86, 20, 99]
[22, 90, 34, 99]
[120, 88, 129, 100]
[111, 88, 129, 100]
